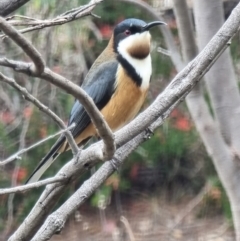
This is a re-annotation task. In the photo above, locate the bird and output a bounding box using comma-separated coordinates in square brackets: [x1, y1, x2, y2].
[25, 18, 166, 184]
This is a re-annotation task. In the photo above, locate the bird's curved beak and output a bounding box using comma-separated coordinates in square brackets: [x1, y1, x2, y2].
[142, 21, 167, 31]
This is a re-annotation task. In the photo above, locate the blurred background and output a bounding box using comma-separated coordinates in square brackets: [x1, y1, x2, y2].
[0, 0, 239, 240]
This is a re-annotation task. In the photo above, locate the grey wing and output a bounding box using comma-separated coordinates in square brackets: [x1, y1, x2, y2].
[68, 60, 118, 138]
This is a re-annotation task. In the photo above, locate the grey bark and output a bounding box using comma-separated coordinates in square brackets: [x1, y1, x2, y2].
[2, 0, 240, 240]
[8, 3, 240, 238]
[0, 0, 31, 16]
[193, 1, 240, 240]
[173, 0, 240, 240]
[194, 0, 240, 148]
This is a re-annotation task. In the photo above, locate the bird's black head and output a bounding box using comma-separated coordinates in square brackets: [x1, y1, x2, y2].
[113, 18, 166, 59]
[113, 18, 147, 41]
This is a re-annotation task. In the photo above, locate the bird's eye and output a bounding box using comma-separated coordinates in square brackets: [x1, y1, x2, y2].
[124, 30, 131, 35]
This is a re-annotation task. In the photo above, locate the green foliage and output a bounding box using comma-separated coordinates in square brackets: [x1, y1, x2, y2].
[0, 0, 234, 232]
[121, 119, 205, 195]
[95, 0, 143, 23]
[91, 185, 112, 207]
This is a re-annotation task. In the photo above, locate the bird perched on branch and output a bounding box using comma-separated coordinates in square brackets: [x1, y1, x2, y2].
[26, 18, 166, 184]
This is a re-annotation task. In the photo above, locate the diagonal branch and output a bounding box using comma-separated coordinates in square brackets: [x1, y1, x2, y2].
[0, 72, 79, 158]
[31, 96, 182, 240]
[0, 17, 44, 74]
[0, 15, 115, 161]
[0, 124, 75, 166]
[8, 3, 240, 239]
[0, 0, 31, 17]
[0, 176, 66, 195]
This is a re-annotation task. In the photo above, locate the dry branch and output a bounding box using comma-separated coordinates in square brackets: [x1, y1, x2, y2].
[0, 72, 79, 158]
[0, 0, 31, 17]
[0, 176, 66, 195]
[0, 17, 44, 74]
[0, 12, 115, 161]
[0, 124, 75, 166]
[32, 113, 169, 240]
[8, 2, 240, 239]
[1, 0, 103, 37]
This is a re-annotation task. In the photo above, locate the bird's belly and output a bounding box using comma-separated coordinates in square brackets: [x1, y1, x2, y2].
[101, 75, 148, 131]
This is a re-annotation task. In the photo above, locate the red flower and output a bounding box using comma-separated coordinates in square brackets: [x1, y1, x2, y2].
[23, 106, 33, 119]
[174, 117, 192, 131]
[0, 111, 15, 124]
[130, 164, 140, 180]
[171, 108, 192, 131]
[12, 167, 28, 183]
[99, 25, 112, 38]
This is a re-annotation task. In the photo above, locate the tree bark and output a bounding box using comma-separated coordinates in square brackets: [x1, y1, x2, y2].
[174, 0, 240, 240]
[193, 1, 240, 239]
[2, 0, 240, 240]
[194, 0, 240, 149]
[0, 0, 31, 16]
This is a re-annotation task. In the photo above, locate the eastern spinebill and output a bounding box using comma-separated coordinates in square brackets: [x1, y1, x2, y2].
[26, 18, 166, 183]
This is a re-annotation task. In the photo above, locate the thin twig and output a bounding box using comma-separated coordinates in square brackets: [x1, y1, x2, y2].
[7, 2, 240, 239]
[5, 117, 31, 236]
[120, 216, 136, 241]
[0, 72, 79, 157]
[30, 11, 237, 237]
[0, 17, 45, 74]
[1, 0, 103, 36]
[6, 15, 39, 21]
[0, 59, 116, 160]
[0, 7, 115, 159]
[172, 182, 212, 228]
[0, 124, 76, 166]
[5, 78, 42, 235]
[0, 176, 66, 195]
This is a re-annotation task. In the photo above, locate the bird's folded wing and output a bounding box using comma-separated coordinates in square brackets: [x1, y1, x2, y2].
[68, 60, 118, 138]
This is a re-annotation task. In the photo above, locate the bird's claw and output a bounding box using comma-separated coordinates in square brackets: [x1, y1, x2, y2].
[110, 158, 120, 173]
[144, 127, 154, 140]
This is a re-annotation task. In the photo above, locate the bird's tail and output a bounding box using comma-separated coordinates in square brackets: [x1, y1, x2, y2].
[25, 137, 66, 184]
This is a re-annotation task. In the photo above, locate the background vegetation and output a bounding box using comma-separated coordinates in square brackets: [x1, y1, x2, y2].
[0, 0, 238, 239]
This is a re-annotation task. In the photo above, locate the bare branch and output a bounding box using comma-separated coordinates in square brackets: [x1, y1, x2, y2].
[0, 59, 115, 160]
[0, 124, 75, 166]
[0, 72, 79, 157]
[173, 182, 212, 227]
[7, 2, 240, 240]
[172, 0, 197, 61]
[0, 17, 45, 74]
[15, 35, 228, 238]
[0, 0, 31, 17]
[0, 176, 66, 195]
[1, 0, 103, 36]
[0, 15, 115, 161]
[31, 106, 176, 240]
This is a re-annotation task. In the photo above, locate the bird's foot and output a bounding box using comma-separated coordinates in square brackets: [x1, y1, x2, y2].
[144, 127, 154, 140]
[110, 158, 120, 173]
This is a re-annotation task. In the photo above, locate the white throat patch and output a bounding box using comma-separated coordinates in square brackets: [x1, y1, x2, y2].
[117, 32, 152, 91]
